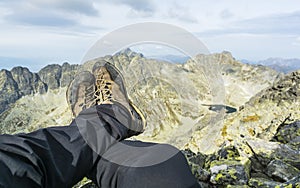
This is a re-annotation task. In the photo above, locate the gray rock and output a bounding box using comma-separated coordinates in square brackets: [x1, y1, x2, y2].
[248, 177, 280, 187]
[197, 168, 210, 182]
[209, 159, 250, 185]
[266, 159, 300, 182]
[198, 182, 211, 188]
[250, 175, 300, 187]
[287, 136, 300, 150]
[282, 174, 300, 187]
[182, 149, 206, 168]
[257, 71, 300, 105]
[246, 139, 279, 166]
[60, 62, 79, 87]
[0, 66, 49, 114]
[38, 64, 62, 89]
[246, 138, 300, 178]
[272, 144, 300, 170]
[11, 66, 47, 95]
[0, 69, 20, 113]
[182, 149, 209, 182]
[274, 120, 300, 144]
[217, 145, 240, 160]
[226, 185, 249, 188]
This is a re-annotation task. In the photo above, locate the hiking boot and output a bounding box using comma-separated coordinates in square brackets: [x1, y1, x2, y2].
[67, 71, 96, 117]
[92, 61, 146, 135]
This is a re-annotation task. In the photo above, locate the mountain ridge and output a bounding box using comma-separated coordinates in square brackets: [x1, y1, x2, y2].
[241, 58, 300, 73]
[0, 62, 79, 114]
[0, 50, 280, 143]
[1, 49, 299, 187]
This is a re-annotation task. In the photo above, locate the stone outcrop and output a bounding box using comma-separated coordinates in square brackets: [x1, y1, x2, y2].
[0, 63, 78, 114]
[184, 120, 300, 186]
[273, 120, 300, 151]
[38, 62, 80, 89]
[0, 69, 20, 113]
[11, 66, 47, 95]
[38, 64, 62, 89]
[61, 62, 80, 87]
[0, 67, 48, 114]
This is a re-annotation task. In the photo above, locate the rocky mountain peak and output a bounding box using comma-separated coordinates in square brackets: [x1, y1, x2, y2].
[115, 48, 144, 58]
[10, 66, 47, 96]
[186, 52, 281, 107]
[0, 69, 19, 112]
[38, 64, 62, 90]
[0, 62, 79, 114]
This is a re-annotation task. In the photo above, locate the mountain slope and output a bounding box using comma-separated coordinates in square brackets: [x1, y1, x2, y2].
[187, 70, 300, 154]
[0, 88, 72, 134]
[0, 50, 280, 150]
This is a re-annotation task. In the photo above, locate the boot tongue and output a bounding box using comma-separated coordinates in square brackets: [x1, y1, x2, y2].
[111, 82, 130, 110]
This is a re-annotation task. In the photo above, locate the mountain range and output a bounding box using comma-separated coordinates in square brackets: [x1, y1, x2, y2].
[241, 58, 300, 73]
[0, 49, 299, 187]
[0, 50, 280, 140]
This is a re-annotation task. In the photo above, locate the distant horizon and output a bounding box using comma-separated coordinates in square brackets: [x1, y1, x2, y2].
[1, 49, 300, 73]
[1, 46, 300, 72]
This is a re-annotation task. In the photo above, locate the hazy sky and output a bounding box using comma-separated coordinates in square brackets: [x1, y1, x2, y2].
[0, 0, 300, 71]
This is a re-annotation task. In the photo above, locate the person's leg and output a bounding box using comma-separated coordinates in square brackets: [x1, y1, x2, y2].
[88, 140, 201, 188]
[0, 61, 146, 188]
[0, 124, 92, 188]
[0, 100, 143, 188]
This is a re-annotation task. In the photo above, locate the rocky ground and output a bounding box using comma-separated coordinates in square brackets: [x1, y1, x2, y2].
[0, 49, 298, 187]
[185, 120, 300, 187]
[185, 70, 300, 187]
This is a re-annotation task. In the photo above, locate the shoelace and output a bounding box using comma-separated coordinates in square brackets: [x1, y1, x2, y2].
[84, 84, 96, 108]
[94, 70, 114, 104]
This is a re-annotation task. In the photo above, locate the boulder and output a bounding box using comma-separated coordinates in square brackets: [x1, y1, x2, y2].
[248, 178, 280, 188]
[182, 149, 209, 182]
[246, 138, 300, 169]
[274, 120, 300, 144]
[209, 159, 250, 185]
[266, 159, 300, 182]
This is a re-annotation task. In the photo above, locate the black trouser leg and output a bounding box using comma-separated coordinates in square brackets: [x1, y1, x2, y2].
[88, 140, 201, 188]
[0, 125, 94, 188]
[0, 103, 133, 188]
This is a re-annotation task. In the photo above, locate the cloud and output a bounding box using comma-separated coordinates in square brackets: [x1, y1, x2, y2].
[233, 11, 300, 35]
[198, 11, 300, 36]
[219, 9, 234, 19]
[101, 0, 156, 18]
[292, 36, 300, 46]
[109, 0, 155, 13]
[2, 0, 99, 27]
[31, 0, 99, 16]
[166, 3, 198, 23]
[6, 11, 76, 27]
